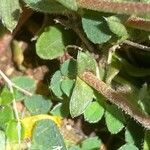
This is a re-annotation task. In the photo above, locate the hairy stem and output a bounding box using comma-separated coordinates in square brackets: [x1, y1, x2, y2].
[123, 40, 150, 52]
[126, 16, 150, 31]
[80, 71, 150, 129]
[77, 0, 150, 16]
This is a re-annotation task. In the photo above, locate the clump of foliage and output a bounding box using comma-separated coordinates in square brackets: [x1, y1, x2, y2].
[0, 0, 150, 149]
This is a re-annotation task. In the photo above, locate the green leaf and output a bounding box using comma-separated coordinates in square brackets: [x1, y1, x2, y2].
[0, 106, 14, 128]
[56, 0, 78, 11]
[36, 25, 73, 60]
[31, 119, 67, 150]
[125, 120, 144, 149]
[0, 87, 13, 105]
[118, 143, 138, 150]
[50, 102, 69, 117]
[6, 120, 22, 142]
[12, 76, 36, 101]
[105, 104, 125, 134]
[81, 137, 102, 150]
[138, 83, 150, 115]
[12, 76, 36, 91]
[143, 131, 150, 150]
[77, 51, 98, 76]
[24, 95, 52, 115]
[50, 70, 63, 98]
[82, 12, 111, 44]
[0, 0, 20, 31]
[68, 145, 81, 150]
[60, 59, 77, 79]
[70, 77, 93, 117]
[106, 16, 128, 41]
[61, 79, 75, 97]
[23, 0, 68, 13]
[84, 101, 104, 123]
[0, 130, 5, 150]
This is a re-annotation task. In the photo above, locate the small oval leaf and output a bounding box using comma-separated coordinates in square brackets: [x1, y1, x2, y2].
[24, 0, 68, 13]
[21, 115, 62, 139]
[36, 25, 72, 60]
[0, 0, 20, 31]
[0, 106, 14, 128]
[82, 12, 111, 44]
[105, 104, 125, 134]
[24, 95, 52, 115]
[84, 101, 104, 123]
[118, 143, 138, 150]
[81, 137, 102, 150]
[106, 16, 128, 40]
[50, 70, 63, 98]
[61, 79, 75, 97]
[77, 51, 97, 76]
[70, 77, 93, 117]
[6, 120, 22, 142]
[60, 59, 77, 79]
[31, 119, 67, 150]
[0, 87, 13, 105]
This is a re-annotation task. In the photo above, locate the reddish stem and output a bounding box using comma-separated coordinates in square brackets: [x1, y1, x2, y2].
[126, 16, 150, 31]
[77, 0, 150, 15]
[80, 71, 150, 129]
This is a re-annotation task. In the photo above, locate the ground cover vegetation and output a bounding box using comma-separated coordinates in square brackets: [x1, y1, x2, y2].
[0, 0, 150, 149]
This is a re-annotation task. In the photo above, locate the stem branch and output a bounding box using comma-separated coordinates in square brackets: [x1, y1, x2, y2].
[80, 71, 150, 129]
